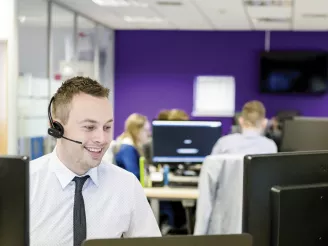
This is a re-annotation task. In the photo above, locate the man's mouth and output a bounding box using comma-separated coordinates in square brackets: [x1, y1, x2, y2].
[84, 147, 103, 153]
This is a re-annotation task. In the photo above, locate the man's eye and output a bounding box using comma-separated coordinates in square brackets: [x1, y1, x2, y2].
[104, 126, 111, 131]
[84, 126, 95, 130]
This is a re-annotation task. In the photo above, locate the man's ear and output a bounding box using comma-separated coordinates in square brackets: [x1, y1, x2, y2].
[51, 118, 64, 128]
[262, 118, 268, 129]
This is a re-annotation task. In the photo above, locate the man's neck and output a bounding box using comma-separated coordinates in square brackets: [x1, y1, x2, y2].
[241, 127, 263, 134]
[56, 144, 88, 176]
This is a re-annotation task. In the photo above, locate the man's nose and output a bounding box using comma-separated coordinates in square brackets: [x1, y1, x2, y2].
[93, 129, 108, 144]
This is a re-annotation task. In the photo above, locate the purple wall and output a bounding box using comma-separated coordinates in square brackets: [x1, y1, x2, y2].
[114, 30, 328, 137]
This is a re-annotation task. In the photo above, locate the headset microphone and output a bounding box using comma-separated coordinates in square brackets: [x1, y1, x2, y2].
[47, 97, 83, 145]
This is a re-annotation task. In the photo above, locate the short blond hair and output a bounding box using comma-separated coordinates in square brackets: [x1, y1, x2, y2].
[241, 100, 266, 127]
[52, 76, 109, 124]
[157, 109, 170, 120]
[168, 109, 189, 121]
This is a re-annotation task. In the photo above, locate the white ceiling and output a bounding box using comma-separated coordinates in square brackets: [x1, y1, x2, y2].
[18, 0, 328, 30]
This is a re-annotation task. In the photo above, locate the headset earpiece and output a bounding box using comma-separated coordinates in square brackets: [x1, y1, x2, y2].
[48, 96, 63, 139]
[47, 96, 83, 145]
[53, 121, 64, 136]
[48, 121, 64, 139]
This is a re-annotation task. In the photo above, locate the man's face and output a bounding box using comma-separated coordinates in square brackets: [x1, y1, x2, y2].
[61, 93, 113, 172]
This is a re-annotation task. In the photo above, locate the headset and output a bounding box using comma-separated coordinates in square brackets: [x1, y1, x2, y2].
[48, 96, 83, 145]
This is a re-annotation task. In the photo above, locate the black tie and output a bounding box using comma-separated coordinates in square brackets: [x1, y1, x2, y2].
[73, 175, 89, 246]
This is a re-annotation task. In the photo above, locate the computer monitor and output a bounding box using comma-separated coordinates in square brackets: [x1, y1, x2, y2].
[0, 155, 29, 246]
[152, 120, 222, 164]
[83, 234, 253, 246]
[280, 117, 328, 152]
[271, 183, 328, 246]
[242, 151, 328, 246]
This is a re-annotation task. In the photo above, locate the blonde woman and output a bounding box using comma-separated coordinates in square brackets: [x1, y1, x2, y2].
[115, 113, 151, 180]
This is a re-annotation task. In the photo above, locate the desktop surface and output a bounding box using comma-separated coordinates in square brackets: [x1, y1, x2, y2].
[0, 155, 29, 246]
[83, 234, 252, 246]
[152, 120, 221, 164]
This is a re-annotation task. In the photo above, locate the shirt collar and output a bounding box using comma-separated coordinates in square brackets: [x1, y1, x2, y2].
[49, 147, 99, 189]
[241, 128, 263, 137]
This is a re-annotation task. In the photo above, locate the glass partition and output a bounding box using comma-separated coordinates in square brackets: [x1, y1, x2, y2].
[76, 16, 97, 79]
[17, 0, 48, 158]
[17, 1, 112, 157]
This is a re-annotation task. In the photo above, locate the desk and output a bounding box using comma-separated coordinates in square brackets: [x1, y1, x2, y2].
[144, 187, 198, 234]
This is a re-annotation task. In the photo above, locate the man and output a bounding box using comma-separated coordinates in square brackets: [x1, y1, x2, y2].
[211, 100, 277, 154]
[156, 109, 170, 121]
[30, 77, 161, 246]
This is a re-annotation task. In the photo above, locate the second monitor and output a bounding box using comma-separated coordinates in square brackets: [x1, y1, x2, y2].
[280, 117, 328, 152]
[243, 151, 328, 246]
[152, 120, 221, 164]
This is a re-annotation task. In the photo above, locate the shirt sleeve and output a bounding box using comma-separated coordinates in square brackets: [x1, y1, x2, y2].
[123, 177, 162, 238]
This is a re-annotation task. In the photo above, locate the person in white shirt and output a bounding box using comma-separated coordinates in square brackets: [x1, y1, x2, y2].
[211, 100, 277, 155]
[30, 76, 161, 246]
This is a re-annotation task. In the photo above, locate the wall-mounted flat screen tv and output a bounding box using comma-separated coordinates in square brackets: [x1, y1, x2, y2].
[260, 51, 328, 94]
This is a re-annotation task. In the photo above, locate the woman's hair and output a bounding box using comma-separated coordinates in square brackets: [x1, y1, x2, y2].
[116, 113, 148, 155]
[168, 109, 189, 121]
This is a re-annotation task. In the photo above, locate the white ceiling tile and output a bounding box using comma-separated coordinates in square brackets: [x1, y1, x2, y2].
[192, 0, 250, 30]
[53, 0, 123, 28]
[247, 6, 292, 18]
[143, 0, 212, 29]
[17, 0, 328, 30]
[293, 0, 328, 30]
[294, 0, 327, 13]
[109, 6, 157, 17]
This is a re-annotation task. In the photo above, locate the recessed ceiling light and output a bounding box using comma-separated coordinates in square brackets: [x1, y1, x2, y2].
[123, 16, 164, 23]
[156, 1, 182, 6]
[244, 0, 292, 6]
[92, 0, 148, 7]
[253, 17, 291, 23]
[302, 13, 328, 18]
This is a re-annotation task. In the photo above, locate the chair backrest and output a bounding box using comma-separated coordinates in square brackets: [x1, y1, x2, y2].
[83, 234, 253, 246]
[194, 154, 245, 235]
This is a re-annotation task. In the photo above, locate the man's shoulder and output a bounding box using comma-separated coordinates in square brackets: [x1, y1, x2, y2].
[259, 136, 278, 151]
[30, 153, 52, 175]
[98, 160, 137, 183]
[219, 133, 242, 143]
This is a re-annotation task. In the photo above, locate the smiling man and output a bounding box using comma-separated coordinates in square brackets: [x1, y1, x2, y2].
[30, 77, 161, 246]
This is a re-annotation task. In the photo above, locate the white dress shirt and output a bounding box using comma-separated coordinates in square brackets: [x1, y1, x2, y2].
[30, 148, 161, 246]
[211, 129, 277, 155]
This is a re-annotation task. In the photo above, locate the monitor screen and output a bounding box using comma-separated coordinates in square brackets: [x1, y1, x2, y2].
[260, 51, 328, 94]
[152, 120, 222, 164]
[243, 151, 328, 246]
[281, 117, 328, 152]
[0, 155, 29, 245]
